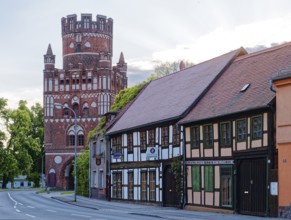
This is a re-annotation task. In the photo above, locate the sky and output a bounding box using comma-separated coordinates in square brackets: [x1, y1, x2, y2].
[1, 0, 291, 108]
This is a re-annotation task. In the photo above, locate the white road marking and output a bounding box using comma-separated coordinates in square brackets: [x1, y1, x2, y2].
[19, 203, 23, 205]
[71, 213, 91, 218]
[7, 192, 18, 205]
[16, 209, 21, 212]
[25, 214, 35, 218]
[47, 209, 57, 212]
[27, 206, 35, 208]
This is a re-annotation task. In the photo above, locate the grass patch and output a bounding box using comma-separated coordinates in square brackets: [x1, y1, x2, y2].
[60, 191, 73, 195]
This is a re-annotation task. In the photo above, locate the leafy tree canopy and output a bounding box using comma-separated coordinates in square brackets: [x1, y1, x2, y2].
[0, 100, 44, 188]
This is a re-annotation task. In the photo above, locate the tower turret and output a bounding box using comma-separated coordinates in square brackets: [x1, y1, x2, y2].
[116, 52, 127, 76]
[61, 13, 113, 69]
[44, 44, 55, 70]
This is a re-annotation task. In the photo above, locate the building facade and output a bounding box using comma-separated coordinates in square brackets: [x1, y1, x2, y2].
[273, 70, 291, 218]
[44, 14, 127, 189]
[179, 43, 291, 216]
[105, 49, 245, 205]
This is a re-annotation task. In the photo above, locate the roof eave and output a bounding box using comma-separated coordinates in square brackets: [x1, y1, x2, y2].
[179, 102, 274, 127]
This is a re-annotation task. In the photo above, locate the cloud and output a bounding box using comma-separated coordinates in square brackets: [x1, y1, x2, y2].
[151, 13, 291, 63]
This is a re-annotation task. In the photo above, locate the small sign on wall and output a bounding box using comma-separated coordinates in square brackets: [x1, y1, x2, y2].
[270, 182, 278, 196]
[146, 146, 158, 159]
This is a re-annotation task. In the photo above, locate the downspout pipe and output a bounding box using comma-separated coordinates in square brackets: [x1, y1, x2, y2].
[269, 79, 276, 93]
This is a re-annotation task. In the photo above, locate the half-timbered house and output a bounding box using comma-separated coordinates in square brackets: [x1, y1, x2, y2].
[179, 42, 291, 216]
[105, 48, 246, 205]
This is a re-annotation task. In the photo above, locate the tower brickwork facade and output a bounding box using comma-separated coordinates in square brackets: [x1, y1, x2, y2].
[44, 14, 127, 189]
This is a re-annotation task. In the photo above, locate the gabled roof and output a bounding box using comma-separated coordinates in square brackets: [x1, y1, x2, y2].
[180, 42, 291, 125]
[107, 48, 246, 135]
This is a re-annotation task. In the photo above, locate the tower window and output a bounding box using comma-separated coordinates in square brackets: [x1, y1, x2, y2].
[63, 107, 69, 117]
[100, 19, 104, 31]
[76, 44, 81, 52]
[72, 103, 79, 117]
[76, 34, 82, 43]
[69, 135, 75, 146]
[83, 107, 89, 117]
[78, 134, 84, 146]
[84, 17, 90, 29]
[69, 19, 74, 30]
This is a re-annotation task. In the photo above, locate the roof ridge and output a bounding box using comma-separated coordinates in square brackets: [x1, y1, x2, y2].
[151, 48, 243, 83]
[235, 41, 291, 62]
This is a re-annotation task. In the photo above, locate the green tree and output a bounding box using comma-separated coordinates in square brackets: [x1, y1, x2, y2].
[76, 149, 89, 196]
[27, 103, 44, 187]
[2, 101, 43, 188]
[152, 60, 194, 78]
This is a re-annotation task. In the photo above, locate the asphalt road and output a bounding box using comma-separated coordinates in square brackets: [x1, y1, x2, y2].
[0, 190, 162, 220]
[0, 190, 285, 220]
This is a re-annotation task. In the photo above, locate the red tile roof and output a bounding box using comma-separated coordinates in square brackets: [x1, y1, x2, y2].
[107, 48, 245, 135]
[180, 42, 291, 124]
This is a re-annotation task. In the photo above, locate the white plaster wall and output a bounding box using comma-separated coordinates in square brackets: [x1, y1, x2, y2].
[162, 148, 169, 160]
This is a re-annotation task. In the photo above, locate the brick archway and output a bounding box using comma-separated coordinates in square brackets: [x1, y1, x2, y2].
[59, 156, 74, 190]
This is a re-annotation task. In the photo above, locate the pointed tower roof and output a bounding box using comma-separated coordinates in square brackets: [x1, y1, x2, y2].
[46, 44, 53, 55]
[118, 52, 125, 64]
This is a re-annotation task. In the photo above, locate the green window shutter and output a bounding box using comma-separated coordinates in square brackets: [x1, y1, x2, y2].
[192, 166, 200, 191]
[204, 166, 214, 192]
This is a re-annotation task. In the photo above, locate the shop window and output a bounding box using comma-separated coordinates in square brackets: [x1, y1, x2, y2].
[112, 172, 122, 199]
[141, 171, 147, 201]
[221, 166, 232, 207]
[128, 172, 134, 200]
[149, 171, 156, 201]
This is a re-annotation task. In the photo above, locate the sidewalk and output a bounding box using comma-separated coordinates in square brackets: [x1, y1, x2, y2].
[39, 191, 285, 220]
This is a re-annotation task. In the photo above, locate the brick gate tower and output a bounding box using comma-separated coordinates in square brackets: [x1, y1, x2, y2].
[43, 14, 127, 189]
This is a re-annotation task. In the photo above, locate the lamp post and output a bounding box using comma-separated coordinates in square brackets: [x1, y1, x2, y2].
[54, 103, 77, 202]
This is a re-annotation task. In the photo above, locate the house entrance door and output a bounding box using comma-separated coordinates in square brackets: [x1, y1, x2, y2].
[237, 158, 267, 216]
[163, 165, 178, 206]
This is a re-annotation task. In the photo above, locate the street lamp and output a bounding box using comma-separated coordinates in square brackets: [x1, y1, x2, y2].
[54, 103, 77, 202]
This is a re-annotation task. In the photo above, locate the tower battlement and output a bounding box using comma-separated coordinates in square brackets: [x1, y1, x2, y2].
[61, 14, 113, 69]
[61, 14, 113, 36]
